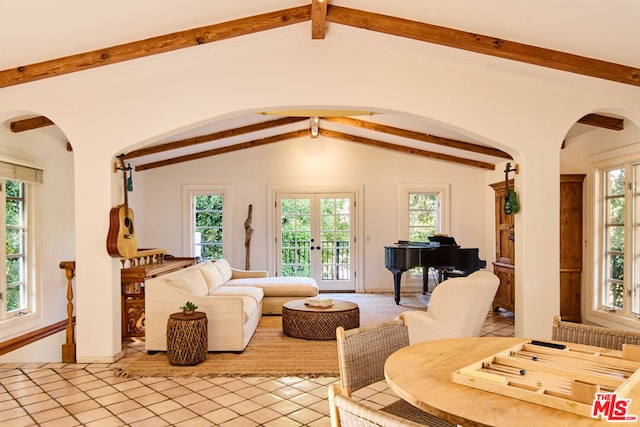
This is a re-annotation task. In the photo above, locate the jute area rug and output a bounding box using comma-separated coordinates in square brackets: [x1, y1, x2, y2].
[114, 292, 428, 378]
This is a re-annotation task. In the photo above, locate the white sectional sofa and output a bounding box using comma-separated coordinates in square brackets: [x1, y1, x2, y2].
[145, 259, 318, 352]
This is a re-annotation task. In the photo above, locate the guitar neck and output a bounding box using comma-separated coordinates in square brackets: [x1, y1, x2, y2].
[119, 156, 129, 209]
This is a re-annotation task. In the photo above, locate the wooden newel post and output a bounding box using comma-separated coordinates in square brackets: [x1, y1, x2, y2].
[59, 261, 76, 363]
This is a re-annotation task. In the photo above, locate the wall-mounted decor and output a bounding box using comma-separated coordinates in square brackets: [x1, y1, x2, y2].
[503, 163, 520, 215]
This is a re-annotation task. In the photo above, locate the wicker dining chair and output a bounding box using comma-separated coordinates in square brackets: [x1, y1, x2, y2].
[336, 321, 455, 427]
[328, 383, 425, 427]
[552, 315, 640, 350]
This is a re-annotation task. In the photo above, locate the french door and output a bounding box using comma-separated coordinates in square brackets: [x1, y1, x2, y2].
[276, 193, 355, 291]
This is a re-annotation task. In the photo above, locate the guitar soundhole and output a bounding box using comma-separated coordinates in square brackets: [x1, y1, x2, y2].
[124, 217, 134, 235]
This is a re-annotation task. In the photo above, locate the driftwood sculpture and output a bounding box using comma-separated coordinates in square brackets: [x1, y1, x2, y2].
[244, 204, 254, 270]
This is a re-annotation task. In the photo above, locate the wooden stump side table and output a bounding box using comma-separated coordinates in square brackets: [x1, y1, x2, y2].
[166, 312, 208, 366]
[282, 299, 360, 340]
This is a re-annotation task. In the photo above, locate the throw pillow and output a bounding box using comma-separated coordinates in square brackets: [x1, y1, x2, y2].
[167, 268, 208, 297]
[214, 258, 233, 282]
[198, 261, 226, 292]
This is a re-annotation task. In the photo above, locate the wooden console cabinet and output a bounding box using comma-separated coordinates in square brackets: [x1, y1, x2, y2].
[120, 249, 197, 338]
[489, 175, 585, 320]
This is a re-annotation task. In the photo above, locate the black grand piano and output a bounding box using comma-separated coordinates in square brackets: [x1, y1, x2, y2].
[384, 237, 486, 304]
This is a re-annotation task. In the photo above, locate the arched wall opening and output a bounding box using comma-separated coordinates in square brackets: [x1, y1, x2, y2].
[0, 111, 75, 362]
[560, 108, 640, 331]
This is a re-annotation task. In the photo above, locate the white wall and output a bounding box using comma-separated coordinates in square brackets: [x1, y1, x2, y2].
[0, 331, 66, 363]
[137, 134, 490, 293]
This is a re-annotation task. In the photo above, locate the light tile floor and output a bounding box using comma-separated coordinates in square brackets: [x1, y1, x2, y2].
[0, 306, 514, 426]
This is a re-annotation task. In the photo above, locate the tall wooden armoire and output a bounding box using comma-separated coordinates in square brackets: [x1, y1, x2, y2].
[490, 180, 515, 313]
[489, 175, 585, 319]
[559, 174, 585, 322]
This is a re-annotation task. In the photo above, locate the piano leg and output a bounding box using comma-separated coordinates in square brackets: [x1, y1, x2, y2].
[391, 270, 403, 305]
[422, 268, 430, 294]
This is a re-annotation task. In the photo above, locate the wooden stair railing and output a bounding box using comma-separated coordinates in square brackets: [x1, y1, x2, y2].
[59, 261, 76, 363]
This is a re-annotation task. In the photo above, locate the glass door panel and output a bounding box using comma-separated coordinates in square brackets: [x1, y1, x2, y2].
[277, 193, 355, 291]
[279, 196, 312, 277]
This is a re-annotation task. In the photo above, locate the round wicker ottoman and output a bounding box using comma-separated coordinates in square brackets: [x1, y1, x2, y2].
[166, 312, 208, 366]
[282, 299, 360, 340]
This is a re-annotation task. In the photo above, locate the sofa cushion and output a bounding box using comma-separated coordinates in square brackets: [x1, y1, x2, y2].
[213, 258, 233, 282]
[198, 261, 226, 292]
[166, 268, 208, 297]
[209, 286, 263, 322]
[210, 285, 263, 302]
[225, 276, 318, 297]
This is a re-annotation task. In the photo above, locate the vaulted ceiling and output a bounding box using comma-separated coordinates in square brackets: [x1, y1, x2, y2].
[2, 1, 636, 170]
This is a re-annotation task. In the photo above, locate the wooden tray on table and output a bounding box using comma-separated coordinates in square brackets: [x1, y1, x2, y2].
[452, 340, 640, 418]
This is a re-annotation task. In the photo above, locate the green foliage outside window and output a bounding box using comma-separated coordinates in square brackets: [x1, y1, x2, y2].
[281, 198, 311, 277]
[409, 193, 438, 241]
[279, 196, 353, 279]
[194, 194, 223, 260]
[320, 198, 350, 280]
[605, 169, 625, 309]
[5, 180, 25, 312]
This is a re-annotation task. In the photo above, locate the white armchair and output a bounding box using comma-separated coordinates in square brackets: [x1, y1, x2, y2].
[398, 270, 499, 345]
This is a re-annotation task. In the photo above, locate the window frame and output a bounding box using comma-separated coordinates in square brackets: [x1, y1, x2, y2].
[0, 179, 40, 326]
[408, 192, 440, 241]
[397, 184, 450, 241]
[592, 158, 640, 328]
[183, 185, 232, 261]
[397, 184, 450, 281]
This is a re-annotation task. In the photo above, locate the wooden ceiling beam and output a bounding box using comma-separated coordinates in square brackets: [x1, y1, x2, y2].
[578, 113, 624, 131]
[327, 5, 640, 87]
[0, 6, 311, 89]
[0, 6, 638, 89]
[323, 116, 512, 159]
[135, 126, 495, 171]
[319, 128, 495, 170]
[134, 129, 309, 171]
[125, 117, 306, 159]
[9, 116, 54, 132]
[311, 0, 328, 39]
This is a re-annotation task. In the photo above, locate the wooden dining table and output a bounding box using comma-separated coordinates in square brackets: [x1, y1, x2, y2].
[384, 336, 640, 427]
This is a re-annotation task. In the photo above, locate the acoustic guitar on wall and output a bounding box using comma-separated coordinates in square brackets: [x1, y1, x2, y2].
[503, 162, 520, 215]
[106, 155, 138, 258]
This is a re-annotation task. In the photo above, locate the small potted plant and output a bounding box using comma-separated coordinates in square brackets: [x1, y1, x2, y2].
[179, 301, 198, 315]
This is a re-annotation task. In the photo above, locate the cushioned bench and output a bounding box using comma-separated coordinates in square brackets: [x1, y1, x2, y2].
[224, 276, 319, 314]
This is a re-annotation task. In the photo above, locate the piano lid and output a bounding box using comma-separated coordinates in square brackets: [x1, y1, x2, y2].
[428, 235, 458, 246]
[394, 240, 440, 247]
[393, 235, 459, 247]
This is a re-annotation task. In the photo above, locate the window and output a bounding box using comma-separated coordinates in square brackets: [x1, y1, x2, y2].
[193, 194, 224, 260]
[408, 192, 439, 241]
[397, 184, 449, 242]
[595, 161, 640, 323]
[4, 181, 27, 314]
[0, 161, 42, 323]
[397, 184, 449, 280]
[185, 186, 231, 261]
